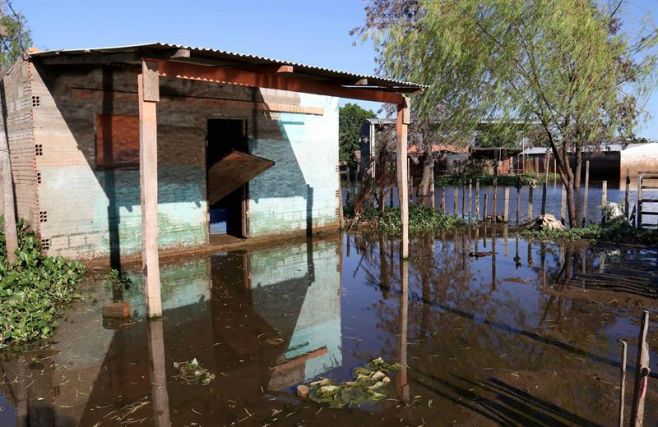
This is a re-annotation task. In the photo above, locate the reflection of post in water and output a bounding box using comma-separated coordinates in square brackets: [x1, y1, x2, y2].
[482, 224, 487, 248]
[491, 224, 497, 290]
[147, 319, 171, 427]
[580, 247, 586, 274]
[503, 225, 509, 257]
[527, 240, 534, 267]
[379, 233, 390, 299]
[474, 226, 480, 253]
[420, 237, 433, 334]
[540, 241, 546, 287]
[397, 258, 409, 402]
[514, 235, 521, 268]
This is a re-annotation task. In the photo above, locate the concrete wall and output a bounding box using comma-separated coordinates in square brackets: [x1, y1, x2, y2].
[26, 61, 339, 259]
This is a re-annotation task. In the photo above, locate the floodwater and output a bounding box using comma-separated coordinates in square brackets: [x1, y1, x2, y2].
[1, 230, 658, 426]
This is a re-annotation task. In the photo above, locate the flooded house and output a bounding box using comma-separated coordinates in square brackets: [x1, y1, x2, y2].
[0, 43, 421, 315]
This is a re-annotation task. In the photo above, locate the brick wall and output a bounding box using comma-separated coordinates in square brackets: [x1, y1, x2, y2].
[2, 59, 39, 229]
[27, 62, 339, 260]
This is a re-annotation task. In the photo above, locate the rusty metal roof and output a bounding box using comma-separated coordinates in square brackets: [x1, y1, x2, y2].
[30, 42, 423, 92]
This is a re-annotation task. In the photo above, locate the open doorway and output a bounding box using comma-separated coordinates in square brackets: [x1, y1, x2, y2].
[207, 119, 248, 238]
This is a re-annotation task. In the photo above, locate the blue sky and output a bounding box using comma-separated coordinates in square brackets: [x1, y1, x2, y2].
[15, 0, 658, 139]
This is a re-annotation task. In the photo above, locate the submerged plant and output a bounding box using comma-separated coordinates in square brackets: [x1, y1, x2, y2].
[173, 358, 215, 386]
[0, 218, 85, 348]
[347, 205, 466, 235]
[302, 357, 401, 408]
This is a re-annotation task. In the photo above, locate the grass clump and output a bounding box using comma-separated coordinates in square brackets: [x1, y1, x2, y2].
[0, 219, 85, 348]
[347, 205, 466, 234]
[435, 172, 559, 187]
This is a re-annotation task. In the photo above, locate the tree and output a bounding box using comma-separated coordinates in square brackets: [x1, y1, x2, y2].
[356, 0, 658, 227]
[339, 103, 375, 166]
[0, 1, 31, 68]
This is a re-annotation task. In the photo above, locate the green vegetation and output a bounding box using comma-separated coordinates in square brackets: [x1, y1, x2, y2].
[435, 173, 559, 187]
[347, 205, 466, 234]
[303, 357, 400, 408]
[518, 222, 658, 244]
[339, 103, 375, 165]
[0, 219, 85, 348]
[357, 0, 658, 227]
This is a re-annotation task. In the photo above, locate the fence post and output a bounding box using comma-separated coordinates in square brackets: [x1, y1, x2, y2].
[453, 188, 458, 216]
[475, 179, 480, 221]
[625, 170, 631, 221]
[441, 186, 446, 213]
[528, 181, 535, 220]
[637, 172, 643, 229]
[582, 160, 590, 226]
[483, 194, 488, 221]
[601, 180, 608, 225]
[630, 311, 650, 427]
[516, 185, 521, 225]
[504, 187, 510, 223]
[461, 180, 466, 219]
[493, 176, 498, 223]
[468, 179, 473, 222]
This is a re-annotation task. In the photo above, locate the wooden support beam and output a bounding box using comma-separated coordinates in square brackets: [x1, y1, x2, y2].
[156, 60, 406, 104]
[139, 60, 162, 318]
[396, 96, 410, 259]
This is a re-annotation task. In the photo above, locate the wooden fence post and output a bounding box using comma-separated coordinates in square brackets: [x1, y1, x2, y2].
[483, 193, 488, 221]
[493, 176, 498, 222]
[637, 172, 643, 229]
[453, 188, 458, 216]
[630, 310, 650, 427]
[582, 160, 590, 226]
[468, 179, 473, 222]
[601, 180, 608, 225]
[625, 170, 631, 220]
[528, 181, 535, 220]
[619, 340, 628, 427]
[396, 99, 410, 259]
[516, 186, 521, 225]
[461, 180, 466, 218]
[504, 187, 510, 223]
[475, 180, 480, 221]
[441, 186, 446, 213]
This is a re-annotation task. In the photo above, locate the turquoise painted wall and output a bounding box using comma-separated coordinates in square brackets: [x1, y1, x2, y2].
[248, 93, 340, 236]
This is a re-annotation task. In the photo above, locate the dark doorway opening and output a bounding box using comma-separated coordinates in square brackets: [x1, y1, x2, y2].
[207, 119, 248, 238]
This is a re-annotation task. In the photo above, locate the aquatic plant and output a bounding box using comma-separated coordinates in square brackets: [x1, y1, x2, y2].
[0, 218, 85, 348]
[302, 357, 401, 408]
[347, 205, 466, 235]
[173, 358, 216, 386]
[518, 222, 658, 244]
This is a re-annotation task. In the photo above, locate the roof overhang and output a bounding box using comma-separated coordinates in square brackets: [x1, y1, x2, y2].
[29, 42, 424, 104]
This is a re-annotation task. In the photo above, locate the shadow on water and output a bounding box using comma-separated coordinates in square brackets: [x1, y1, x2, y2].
[2, 229, 658, 425]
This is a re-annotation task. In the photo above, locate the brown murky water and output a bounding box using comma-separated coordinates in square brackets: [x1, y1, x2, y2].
[1, 229, 657, 426]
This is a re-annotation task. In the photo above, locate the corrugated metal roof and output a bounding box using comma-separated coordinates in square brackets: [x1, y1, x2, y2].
[30, 42, 424, 90]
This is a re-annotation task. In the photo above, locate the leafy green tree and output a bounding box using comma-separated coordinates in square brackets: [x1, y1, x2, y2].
[356, 0, 658, 226]
[0, 3, 32, 68]
[339, 103, 376, 165]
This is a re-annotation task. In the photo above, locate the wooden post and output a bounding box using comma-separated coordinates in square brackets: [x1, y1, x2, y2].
[630, 310, 650, 427]
[504, 187, 510, 223]
[492, 176, 498, 222]
[397, 258, 409, 401]
[637, 172, 643, 229]
[461, 180, 466, 218]
[541, 179, 548, 216]
[582, 160, 590, 226]
[528, 182, 534, 220]
[452, 188, 458, 216]
[475, 179, 480, 221]
[534, 157, 539, 174]
[483, 193, 488, 221]
[396, 98, 410, 259]
[516, 185, 521, 225]
[619, 340, 628, 427]
[601, 180, 608, 225]
[553, 158, 557, 187]
[441, 186, 446, 213]
[468, 179, 473, 222]
[625, 170, 631, 221]
[560, 184, 567, 225]
[138, 60, 162, 318]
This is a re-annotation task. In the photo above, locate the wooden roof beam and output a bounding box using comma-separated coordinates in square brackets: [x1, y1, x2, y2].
[156, 60, 406, 105]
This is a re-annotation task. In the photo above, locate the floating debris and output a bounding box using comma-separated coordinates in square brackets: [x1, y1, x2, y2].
[173, 358, 215, 386]
[299, 357, 400, 408]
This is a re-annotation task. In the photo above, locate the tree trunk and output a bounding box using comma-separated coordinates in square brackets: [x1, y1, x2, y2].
[419, 143, 434, 208]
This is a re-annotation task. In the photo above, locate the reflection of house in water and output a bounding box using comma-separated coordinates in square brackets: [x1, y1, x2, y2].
[0, 239, 341, 426]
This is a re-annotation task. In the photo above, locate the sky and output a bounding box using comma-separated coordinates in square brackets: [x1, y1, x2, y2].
[14, 0, 658, 139]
